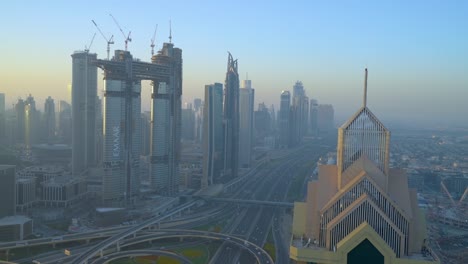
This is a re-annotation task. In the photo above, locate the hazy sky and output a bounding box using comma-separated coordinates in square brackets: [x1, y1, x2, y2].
[1, 0, 467, 127]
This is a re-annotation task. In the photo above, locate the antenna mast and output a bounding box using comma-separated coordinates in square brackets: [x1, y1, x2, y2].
[169, 20, 172, 43]
[363, 68, 368, 107]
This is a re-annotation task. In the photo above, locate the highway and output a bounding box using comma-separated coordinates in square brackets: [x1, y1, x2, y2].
[3, 140, 333, 263]
[90, 249, 192, 264]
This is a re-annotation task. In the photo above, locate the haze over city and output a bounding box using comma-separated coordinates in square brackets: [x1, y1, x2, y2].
[1, 0, 467, 127]
[0, 1, 468, 264]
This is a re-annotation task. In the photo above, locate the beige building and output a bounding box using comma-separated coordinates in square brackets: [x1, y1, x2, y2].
[290, 69, 439, 264]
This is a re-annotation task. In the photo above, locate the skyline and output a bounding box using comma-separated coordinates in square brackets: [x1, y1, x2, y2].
[1, 0, 467, 127]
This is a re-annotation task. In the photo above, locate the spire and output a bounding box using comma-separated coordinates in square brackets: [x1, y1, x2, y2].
[363, 68, 368, 107]
[169, 20, 172, 43]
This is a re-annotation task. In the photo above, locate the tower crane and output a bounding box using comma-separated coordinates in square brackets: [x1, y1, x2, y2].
[110, 14, 132, 51]
[92, 20, 114, 60]
[85, 33, 96, 53]
[150, 24, 158, 56]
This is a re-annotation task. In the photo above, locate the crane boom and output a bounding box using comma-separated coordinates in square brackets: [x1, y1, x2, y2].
[91, 19, 114, 59]
[110, 14, 132, 51]
[150, 24, 158, 56]
[85, 33, 97, 53]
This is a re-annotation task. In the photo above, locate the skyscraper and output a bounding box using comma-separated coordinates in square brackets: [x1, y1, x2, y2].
[223, 53, 240, 179]
[0, 93, 5, 144]
[15, 99, 25, 144]
[102, 50, 141, 202]
[202, 83, 224, 188]
[57, 100, 72, 144]
[309, 98, 318, 135]
[44, 96, 56, 144]
[193, 98, 204, 143]
[279, 90, 291, 148]
[290, 69, 438, 264]
[181, 105, 195, 140]
[150, 42, 183, 195]
[71, 51, 98, 175]
[254, 103, 272, 146]
[291, 81, 309, 145]
[25, 94, 39, 146]
[239, 80, 255, 168]
[318, 104, 335, 132]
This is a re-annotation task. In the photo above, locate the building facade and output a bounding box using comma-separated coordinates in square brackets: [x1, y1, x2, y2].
[71, 51, 98, 175]
[202, 83, 224, 188]
[150, 43, 183, 195]
[239, 80, 255, 168]
[0, 165, 16, 218]
[102, 73, 142, 202]
[44, 96, 56, 144]
[279, 90, 291, 148]
[223, 53, 240, 179]
[289, 69, 439, 264]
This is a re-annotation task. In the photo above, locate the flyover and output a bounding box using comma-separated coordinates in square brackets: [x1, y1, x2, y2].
[88, 229, 274, 264]
[202, 197, 294, 208]
[90, 249, 192, 264]
[71, 201, 198, 264]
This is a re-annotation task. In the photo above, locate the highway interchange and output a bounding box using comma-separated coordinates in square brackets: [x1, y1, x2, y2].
[1, 138, 334, 264]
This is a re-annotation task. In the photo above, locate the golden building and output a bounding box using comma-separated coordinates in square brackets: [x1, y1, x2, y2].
[289, 69, 439, 264]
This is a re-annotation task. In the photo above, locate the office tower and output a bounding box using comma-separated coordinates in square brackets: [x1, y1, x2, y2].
[57, 100, 72, 144]
[181, 105, 195, 140]
[150, 43, 183, 195]
[254, 103, 272, 145]
[290, 69, 438, 264]
[318, 104, 335, 132]
[270, 104, 276, 131]
[15, 99, 25, 144]
[95, 96, 103, 164]
[102, 50, 142, 202]
[140, 112, 151, 156]
[71, 51, 98, 175]
[309, 98, 318, 135]
[223, 53, 240, 178]
[291, 81, 309, 145]
[239, 80, 255, 168]
[0, 93, 5, 144]
[194, 99, 204, 143]
[25, 94, 39, 146]
[202, 83, 224, 188]
[44, 96, 56, 144]
[0, 165, 16, 218]
[279, 91, 291, 148]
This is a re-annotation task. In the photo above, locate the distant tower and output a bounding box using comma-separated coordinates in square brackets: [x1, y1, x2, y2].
[291, 81, 308, 145]
[25, 94, 38, 146]
[202, 83, 224, 188]
[223, 53, 240, 179]
[57, 100, 72, 144]
[102, 50, 141, 202]
[15, 99, 25, 144]
[279, 91, 291, 148]
[150, 42, 183, 195]
[44, 96, 56, 144]
[0, 93, 5, 144]
[239, 79, 255, 168]
[290, 69, 438, 264]
[71, 51, 98, 175]
[309, 98, 318, 135]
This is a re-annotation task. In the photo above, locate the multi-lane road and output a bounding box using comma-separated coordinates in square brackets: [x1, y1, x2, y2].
[2, 138, 333, 263]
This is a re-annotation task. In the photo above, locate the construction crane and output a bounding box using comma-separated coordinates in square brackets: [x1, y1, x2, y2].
[92, 20, 114, 60]
[110, 14, 132, 51]
[84, 33, 96, 53]
[150, 24, 158, 56]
